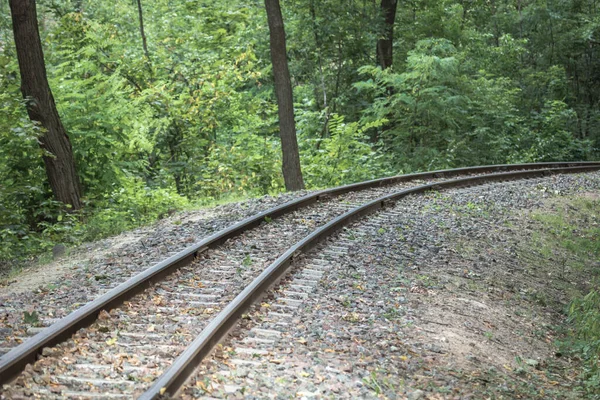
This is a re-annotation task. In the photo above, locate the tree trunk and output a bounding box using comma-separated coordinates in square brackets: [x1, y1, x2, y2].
[376, 0, 398, 69]
[136, 0, 152, 75]
[264, 0, 305, 191]
[9, 0, 82, 210]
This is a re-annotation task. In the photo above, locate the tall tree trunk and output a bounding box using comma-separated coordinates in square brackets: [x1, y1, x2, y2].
[9, 0, 82, 210]
[309, 0, 331, 148]
[376, 0, 398, 69]
[136, 0, 152, 74]
[264, 0, 305, 191]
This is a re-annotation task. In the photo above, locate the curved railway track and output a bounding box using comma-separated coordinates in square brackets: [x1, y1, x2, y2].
[1, 162, 599, 399]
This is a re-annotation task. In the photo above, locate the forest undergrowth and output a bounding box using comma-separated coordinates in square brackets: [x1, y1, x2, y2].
[529, 195, 600, 395]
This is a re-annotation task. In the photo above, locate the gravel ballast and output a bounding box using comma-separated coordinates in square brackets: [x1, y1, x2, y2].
[180, 171, 600, 399]
[3, 175, 471, 397]
[0, 192, 314, 357]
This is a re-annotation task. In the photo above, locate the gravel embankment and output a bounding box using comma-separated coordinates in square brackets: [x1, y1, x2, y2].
[0, 191, 313, 355]
[182, 171, 600, 399]
[3, 182, 434, 398]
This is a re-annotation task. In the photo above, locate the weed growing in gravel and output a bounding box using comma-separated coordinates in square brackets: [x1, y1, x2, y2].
[339, 297, 351, 307]
[452, 201, 491, 218]
[530, 290, 548, 307]
[242, 255, 252, 267]
[363, 371, 383, 395]
[395, 272, 411, 287]
[383, 307, 401, 320]
[22, 311, 39, 325]
[342, 312, 361, 323]
[416, 274, 435, 287]
[362, 370, 396, 395]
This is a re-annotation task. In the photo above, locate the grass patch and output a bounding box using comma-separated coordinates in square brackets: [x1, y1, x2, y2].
[529, 195, 600, 396]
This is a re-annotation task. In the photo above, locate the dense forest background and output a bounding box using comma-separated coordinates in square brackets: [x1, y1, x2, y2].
[1, 0, 599, 263]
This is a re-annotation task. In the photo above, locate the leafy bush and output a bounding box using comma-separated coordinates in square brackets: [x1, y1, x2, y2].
[82, 178, 189, 241]
[301, 114, 390, 188]
[0, 177, 189, 267]
[194, 131, 284, 199]
[355, 38, 593, 171]
[517, 101, 592, 162]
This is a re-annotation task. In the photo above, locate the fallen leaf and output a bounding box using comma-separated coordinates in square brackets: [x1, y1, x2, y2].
[98, 310, 111, 321]
[152, 296, 164, 306]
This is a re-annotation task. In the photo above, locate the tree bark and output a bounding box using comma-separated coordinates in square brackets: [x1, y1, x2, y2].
[264, 0, 305, 191]
[136, 0, 152, 74]
[376, 0, 398, 69]
[9, 0, 82, 210]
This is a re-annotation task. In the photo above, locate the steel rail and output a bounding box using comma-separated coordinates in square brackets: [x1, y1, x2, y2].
[140, 164, 600, 399]
[0, 162, 597, 385]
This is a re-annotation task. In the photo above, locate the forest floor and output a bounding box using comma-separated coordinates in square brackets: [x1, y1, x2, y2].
[1, 173, 599, 399]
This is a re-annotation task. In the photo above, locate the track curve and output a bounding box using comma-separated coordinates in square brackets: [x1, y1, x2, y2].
[0, 162, 598, 399]
[140, 165, 600, 399]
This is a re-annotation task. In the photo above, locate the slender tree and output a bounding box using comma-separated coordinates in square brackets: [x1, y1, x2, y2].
[376, 0, 398, 69]
[264, 0, 305, 191]
[136, 0, 152, 74]
[9, 0, 82, 209]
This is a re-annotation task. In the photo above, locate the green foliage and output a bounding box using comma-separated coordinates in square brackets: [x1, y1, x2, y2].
[532, 197, 600, 394]
[197, 132, 284, 199]
[301, 114, 390, 187]
[1, 0, 599, 266]
[356, 37, 591, 171]
[567, 290, 600, 393]
[22, 311, 39, 325]
[520, 101, 591, 162]
[0, 49, 57, 263]
[83, 177, 189, 240]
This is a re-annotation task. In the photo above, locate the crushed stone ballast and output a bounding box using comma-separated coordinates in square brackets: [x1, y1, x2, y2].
[0, 162, 598, 398]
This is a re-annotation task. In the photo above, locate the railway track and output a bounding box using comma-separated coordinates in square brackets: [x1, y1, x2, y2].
[0, 163, 599, 399]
